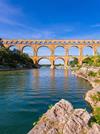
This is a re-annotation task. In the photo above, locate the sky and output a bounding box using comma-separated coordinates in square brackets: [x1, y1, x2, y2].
[0, 0, 100, 39]
[1, 0, 100, 64]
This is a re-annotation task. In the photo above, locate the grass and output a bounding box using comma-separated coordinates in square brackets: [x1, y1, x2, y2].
[48, 104, 53, 109]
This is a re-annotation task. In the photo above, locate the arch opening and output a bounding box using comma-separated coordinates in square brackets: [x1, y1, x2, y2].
[97, 47, 100, 55]
[38, 58, 51, 68]
[68, 46, 79, 56]
[22, 46, 34, 57]
[9, 45, 18, 51]
[37, 46, 51, 56]
[54, 58, 65, 69]
[54, 46, 65, 56]
[83, 46, 94, 56]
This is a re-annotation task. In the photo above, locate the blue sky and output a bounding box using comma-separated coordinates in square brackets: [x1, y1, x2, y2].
[1, 0, 100, 64]
[0, 0, 100, 39]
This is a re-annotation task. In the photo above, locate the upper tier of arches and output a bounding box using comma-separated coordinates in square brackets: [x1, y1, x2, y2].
[6, 45, 100, 57]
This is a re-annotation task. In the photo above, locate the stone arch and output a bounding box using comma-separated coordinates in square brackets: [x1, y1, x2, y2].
[68, 46, 80, 56]
[96, 47, 100, 55]
[8, 45, 18, 51]
[37, 46, 51, 56]
[22, 45, 34, 56]
[83, 46, 94, 56]
[54, 57, 65, 65]
[54, 46, 65, 56]
[38, 58, 51, 67]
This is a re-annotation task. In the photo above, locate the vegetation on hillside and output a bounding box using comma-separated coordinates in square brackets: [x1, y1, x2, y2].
[82, 55, 100, 67]
[90, 92, 100, 125]
[0, 46, 36, 69]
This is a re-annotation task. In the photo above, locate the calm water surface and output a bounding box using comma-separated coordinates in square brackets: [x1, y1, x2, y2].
[0, 68, 92, 134]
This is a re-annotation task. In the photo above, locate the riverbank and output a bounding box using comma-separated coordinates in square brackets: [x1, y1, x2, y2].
[74, 66, 100, 126]
[0, 66, 37, 71]
[74, 66, 100, 107]
[74, 66, 100, 88]
[0, 47, 37, 70]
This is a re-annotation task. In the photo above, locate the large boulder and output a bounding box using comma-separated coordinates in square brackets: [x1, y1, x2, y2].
[28, 99, 92, 134]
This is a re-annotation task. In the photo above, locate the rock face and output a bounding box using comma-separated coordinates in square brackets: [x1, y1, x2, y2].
[85, 87, 100, 108]
[88, 123, 100, 134]
[28, 99, 99, 134]
[75, 66, 100, 88]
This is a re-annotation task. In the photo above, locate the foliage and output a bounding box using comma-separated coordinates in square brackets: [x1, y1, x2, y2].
[82, 57, 94, 65]
[90, 93, 100, 125]
[48, 104, 53, 109]
[69, 57, 78, 67]
[93, 107, 100, 125]
[94, 79, 100, 83]
[82, 55, 100, 67]
[91, 92, 100, 102]
[89, 107, 100, 126]
[0, 47, 35, 68]
[88, 71, 97, 77]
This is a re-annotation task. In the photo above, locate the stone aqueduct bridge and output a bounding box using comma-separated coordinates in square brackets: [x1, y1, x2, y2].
[2, 39, 100, 69]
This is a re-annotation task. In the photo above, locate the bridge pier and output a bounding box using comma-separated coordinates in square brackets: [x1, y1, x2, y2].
[50, 60, 55, 69]
[78, 57, 83, 65]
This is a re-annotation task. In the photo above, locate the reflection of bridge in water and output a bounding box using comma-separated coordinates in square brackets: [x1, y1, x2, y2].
[2, 39, 100, 69]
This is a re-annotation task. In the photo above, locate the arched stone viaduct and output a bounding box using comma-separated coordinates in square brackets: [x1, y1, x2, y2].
[2, 39, 100, 69]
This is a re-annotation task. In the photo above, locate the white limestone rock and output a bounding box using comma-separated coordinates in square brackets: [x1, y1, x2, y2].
[28, 99, 92, 134]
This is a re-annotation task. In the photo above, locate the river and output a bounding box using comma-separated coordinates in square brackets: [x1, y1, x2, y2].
[0, 68, 92, 134]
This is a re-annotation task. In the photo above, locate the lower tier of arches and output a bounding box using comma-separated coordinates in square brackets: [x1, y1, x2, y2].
[31, 56, 84, 69]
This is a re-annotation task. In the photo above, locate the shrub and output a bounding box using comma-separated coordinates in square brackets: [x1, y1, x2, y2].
[82, 57, 94, 65]
[88, 71, 97, 77]
[91, 92, 100, 102]
[93, 107, 100, 125]
[0, 47, 35, 68]
[94, 79, 100, 83]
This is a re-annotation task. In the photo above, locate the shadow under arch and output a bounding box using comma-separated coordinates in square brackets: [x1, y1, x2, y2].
[54, 46, 66, 56]
[83, 46, 94, 56]
[68, 46, 80, 56]
[37, 46, 51, 56]
[22, 45, 34, 57]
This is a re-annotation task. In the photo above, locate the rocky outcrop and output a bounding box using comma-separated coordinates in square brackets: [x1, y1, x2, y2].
[75, 66, 100, 88]
[28, 99, 100, 134]
[88, 123, 100, 134]
[85, 87, 100, 108]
